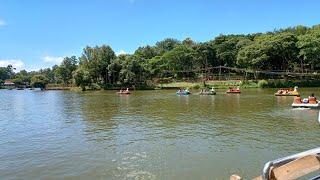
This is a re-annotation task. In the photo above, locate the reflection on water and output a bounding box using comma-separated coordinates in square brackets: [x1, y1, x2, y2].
[1, 88, 320, 179]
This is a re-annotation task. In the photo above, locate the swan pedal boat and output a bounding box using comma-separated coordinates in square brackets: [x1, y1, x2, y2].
[275, 87, 299, 96]
[275, 91, 299, 96]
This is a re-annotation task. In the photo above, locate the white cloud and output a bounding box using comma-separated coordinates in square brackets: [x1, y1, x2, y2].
[0, 60, 24, 71]
[0, 19, 6, 27]
[43, 56, 64, 64]
[116, 50, 127, 56]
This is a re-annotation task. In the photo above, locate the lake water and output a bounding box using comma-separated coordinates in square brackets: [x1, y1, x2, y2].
[1, 88, 320, 179]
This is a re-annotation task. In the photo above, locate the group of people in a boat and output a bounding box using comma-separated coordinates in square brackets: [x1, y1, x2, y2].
[200, 87, 215, 93]
[276, 86, 298, 95]
[294, 93, 317, 104]
[177, 88, 190, 93]
[276, 89, 291, 95]
[118, 88, 130, 93]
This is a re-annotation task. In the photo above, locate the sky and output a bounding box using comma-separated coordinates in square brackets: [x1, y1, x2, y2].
[0, 0, 320, 71]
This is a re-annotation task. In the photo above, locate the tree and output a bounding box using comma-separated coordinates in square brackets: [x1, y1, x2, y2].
[31, 75, 49, 90]
[55, 56, 78, 84]
[155, 38, 181, 55]
[73, 67, 91, 91]
[297, 30, 320, 70]
[134, 45, 157, 61]
[161, 45, 196, 78]
[0, 65, 14, 81]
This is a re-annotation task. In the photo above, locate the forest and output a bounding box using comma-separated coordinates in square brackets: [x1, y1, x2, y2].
[1, 24, 320, 90]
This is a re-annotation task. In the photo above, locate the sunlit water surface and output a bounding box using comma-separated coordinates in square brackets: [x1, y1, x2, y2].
[1, 88, 320, 179]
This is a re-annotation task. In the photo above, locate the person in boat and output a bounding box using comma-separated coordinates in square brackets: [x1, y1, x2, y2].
[210, 87, 215, 92]
[119, 89, 123, 93]
[308, 93, 317, 104]
[293, 95, 302, 104]
[125, 88, 129, 92]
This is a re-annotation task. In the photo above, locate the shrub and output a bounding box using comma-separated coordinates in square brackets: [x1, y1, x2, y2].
[258, 80, 269, 88]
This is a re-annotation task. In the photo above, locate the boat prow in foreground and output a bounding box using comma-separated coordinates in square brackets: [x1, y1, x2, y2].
[230, 147, 320, 180]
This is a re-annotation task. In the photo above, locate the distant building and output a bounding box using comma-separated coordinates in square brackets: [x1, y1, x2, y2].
[3, 80, 15, 87]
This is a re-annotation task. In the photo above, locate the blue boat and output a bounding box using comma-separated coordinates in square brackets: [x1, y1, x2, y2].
[176, 89, 191, 95]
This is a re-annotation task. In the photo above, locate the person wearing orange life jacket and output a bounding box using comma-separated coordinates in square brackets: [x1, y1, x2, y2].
[293, 95, 302, 104]
[308, 93, 317, 104]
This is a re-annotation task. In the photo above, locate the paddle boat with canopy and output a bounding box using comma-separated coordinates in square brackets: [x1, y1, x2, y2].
[275, 86, 299, 96]
[199, 87, 216, 95]
[226, 87, 241, 94]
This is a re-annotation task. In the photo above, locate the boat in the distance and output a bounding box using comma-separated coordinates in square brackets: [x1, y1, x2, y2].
[176, 88, 191, 95]
[274, 86, 299, 96]
[117, 88, 131, 94]
[199, 87, 216, 95]
[226, 87, 241, 94]
[292, 94, 320, 108]
[230, 147, 320, 180]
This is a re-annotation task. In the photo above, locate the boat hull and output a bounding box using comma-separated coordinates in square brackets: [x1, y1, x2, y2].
[199, 92, 216, 95]
[117, 92, 131, 94]
[275, 93, 299, 96]
[226, 91, 241, 94]
[176, 92, 191, 95]
[292, 103, 320, 108]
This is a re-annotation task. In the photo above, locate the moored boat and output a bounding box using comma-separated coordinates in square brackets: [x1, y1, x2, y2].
[226, 87, 241, 94]
[275, 86, 299, 96]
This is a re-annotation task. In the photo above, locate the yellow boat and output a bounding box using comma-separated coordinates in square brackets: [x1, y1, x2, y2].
[274, 86, 299, 96]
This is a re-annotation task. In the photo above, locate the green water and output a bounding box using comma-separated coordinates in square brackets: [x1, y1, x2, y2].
[1, 88, 319, 179]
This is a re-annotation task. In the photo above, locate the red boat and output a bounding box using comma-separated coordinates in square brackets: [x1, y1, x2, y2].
[226, 87, 241, 94]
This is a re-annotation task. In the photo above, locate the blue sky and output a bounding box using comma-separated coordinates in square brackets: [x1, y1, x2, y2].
[0, 0, 320, 71]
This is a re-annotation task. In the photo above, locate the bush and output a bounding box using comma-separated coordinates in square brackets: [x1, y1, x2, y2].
[258, 80, 268, 88]
[192, 84, 201, 89]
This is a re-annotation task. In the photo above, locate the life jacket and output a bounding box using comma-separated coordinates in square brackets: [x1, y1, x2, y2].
[294, 96, 302, 104]
[308, 97, 317, 104]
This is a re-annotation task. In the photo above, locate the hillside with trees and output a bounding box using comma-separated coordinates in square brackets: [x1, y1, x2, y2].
[1, 24, 320, 90]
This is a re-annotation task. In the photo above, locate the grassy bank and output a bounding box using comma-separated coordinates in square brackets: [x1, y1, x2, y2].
[157, 80, 259, 89]
[157, 79, 320, 89]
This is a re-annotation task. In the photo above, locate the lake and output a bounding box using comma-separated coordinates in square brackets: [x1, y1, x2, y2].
[1, 88, 319, 179]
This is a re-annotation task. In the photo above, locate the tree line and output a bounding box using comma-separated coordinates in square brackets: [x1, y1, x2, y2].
[1, 24, 320, 90]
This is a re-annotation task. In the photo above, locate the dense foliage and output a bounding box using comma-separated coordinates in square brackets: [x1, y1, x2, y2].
[1, 24, 320, 90]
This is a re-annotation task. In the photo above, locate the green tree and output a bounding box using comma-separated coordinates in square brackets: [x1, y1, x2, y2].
[162, 45, 196, 78]
[297, 30, 320, 70]
[155, 38, 181, 55]
[73, 67, 91, 91]
[31, 75, 49, 90]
